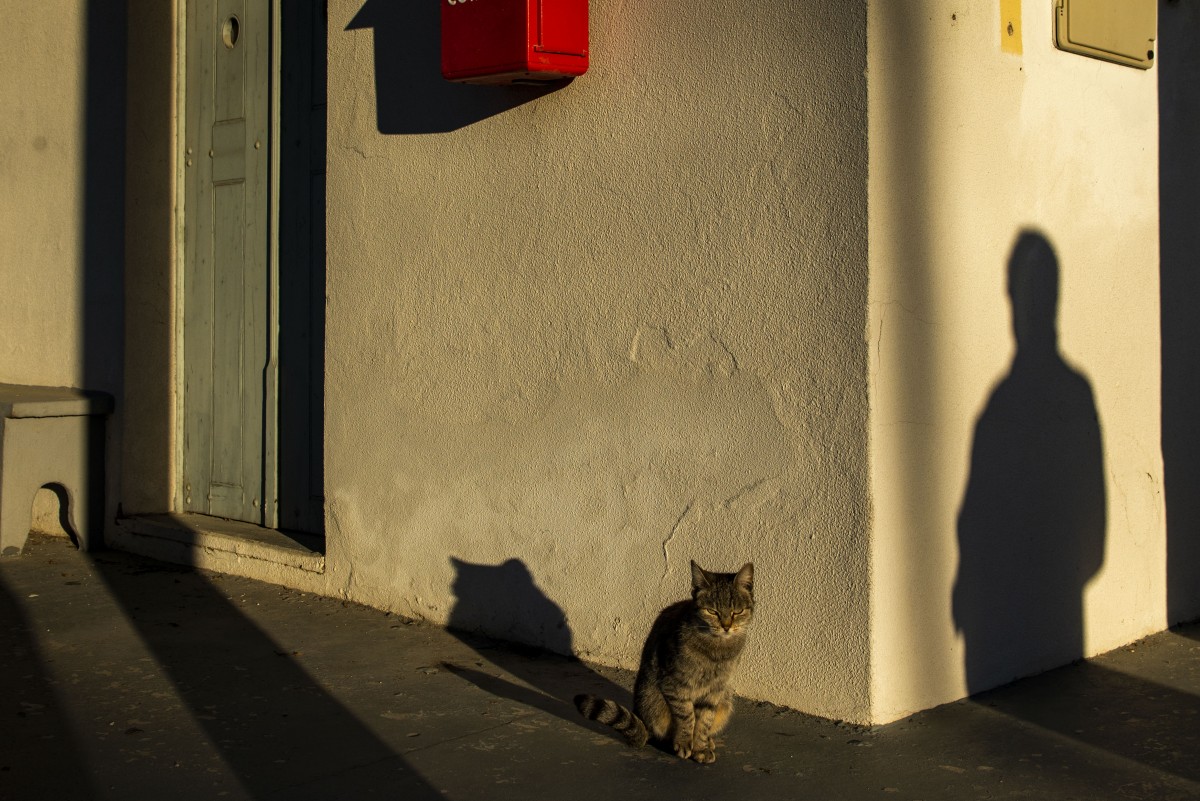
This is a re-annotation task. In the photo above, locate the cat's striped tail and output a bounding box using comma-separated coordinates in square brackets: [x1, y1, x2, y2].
[574, 694, 649, 747]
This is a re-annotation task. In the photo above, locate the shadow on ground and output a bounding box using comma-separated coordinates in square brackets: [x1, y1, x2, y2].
[1, 535, 441, 800]
[84, 553, 443, 799]
[0, 576, 96, 796]
[5, 535, 1200, 801]
[443, 556, 636, 745]
[973, 657, 1200, 784]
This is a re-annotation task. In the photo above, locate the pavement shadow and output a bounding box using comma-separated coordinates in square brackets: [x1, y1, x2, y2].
[443, 557, 633, 742]
[973, 658, 1200, 784]
[953, 231, 1107, 694]
[0, 574, 96, 797]
[84, 552, 443, 799]
[345, 0, 561, 134]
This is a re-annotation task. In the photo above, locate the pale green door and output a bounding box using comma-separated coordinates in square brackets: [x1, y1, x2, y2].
[182, 0, 271, 524]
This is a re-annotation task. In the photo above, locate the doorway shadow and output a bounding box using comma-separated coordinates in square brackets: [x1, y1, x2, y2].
[0, 573, 96, 797]
[84, 551, 443, 799]
[953, 231, 1107, 695]
[444, 557, 633, 742]
[346, 0, 562, 134]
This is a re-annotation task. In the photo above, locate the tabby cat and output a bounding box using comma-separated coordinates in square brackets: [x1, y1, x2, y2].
[575, 560, 754, 764]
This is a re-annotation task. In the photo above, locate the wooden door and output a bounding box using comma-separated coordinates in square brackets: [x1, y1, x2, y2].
[182, 0, 324, 532]
[182, 0, 271, 524]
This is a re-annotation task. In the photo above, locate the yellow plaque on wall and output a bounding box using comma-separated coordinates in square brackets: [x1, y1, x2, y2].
[1054, 0, 1157, 69]
[1001, 0, 1022, 55]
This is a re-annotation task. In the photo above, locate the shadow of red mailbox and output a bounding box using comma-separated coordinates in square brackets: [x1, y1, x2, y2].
[441, 0, 588, 85]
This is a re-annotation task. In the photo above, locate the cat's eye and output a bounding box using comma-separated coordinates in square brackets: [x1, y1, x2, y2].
[733, 610, 749, 618]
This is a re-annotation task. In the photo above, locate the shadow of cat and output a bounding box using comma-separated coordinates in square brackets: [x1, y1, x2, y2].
[444, 557, 639, 744]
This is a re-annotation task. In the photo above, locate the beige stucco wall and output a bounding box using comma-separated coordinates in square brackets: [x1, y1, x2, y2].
[1, 3, 83, 536]
[0, 3, 88, 386]
[326, 0, 873, 719]
[868, 0, 1164, 722]
[2, 2, 126, 537]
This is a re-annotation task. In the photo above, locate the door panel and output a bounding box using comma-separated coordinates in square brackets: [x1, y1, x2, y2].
[183, 0, 270, 524]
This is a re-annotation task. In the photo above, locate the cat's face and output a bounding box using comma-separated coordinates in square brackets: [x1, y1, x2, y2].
[691, 561, 754, 639]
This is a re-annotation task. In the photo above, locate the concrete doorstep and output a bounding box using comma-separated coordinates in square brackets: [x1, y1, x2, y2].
[2, 532, 1198, 801]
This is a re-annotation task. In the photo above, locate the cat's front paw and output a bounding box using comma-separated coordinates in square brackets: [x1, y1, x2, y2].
[692, 747, 717, 764]
[672, 739, 694, 760]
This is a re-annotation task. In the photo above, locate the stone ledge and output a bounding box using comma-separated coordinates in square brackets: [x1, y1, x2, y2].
[0, 382, 115, 418]
[113, 513, 325, 574]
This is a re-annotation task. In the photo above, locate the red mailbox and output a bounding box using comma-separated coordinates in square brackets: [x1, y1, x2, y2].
[441, 0, 589, 85]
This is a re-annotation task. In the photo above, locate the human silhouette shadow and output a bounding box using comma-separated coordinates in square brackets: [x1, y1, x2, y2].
[444, 557, 633, 742]
[953, 231, 1106, 695]
[345, 0, 561, 134]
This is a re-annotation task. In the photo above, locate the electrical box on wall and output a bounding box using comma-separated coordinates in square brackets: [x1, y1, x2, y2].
[442, 0, 589, 85]
[1054, 0, 1157, 70]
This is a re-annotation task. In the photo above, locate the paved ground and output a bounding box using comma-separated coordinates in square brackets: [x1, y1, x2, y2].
[2, 532, 1198, 801]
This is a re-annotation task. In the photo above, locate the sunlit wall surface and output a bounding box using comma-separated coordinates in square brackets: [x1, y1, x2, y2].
[869, 0, 1164, 722]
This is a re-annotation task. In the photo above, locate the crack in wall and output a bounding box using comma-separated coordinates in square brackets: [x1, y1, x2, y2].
[661, 501, 693, 581]
[722, 477, 769, 509]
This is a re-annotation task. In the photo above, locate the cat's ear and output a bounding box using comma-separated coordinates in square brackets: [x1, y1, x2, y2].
[734, 563, 754, 595]
[690, 560, 712, 591]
